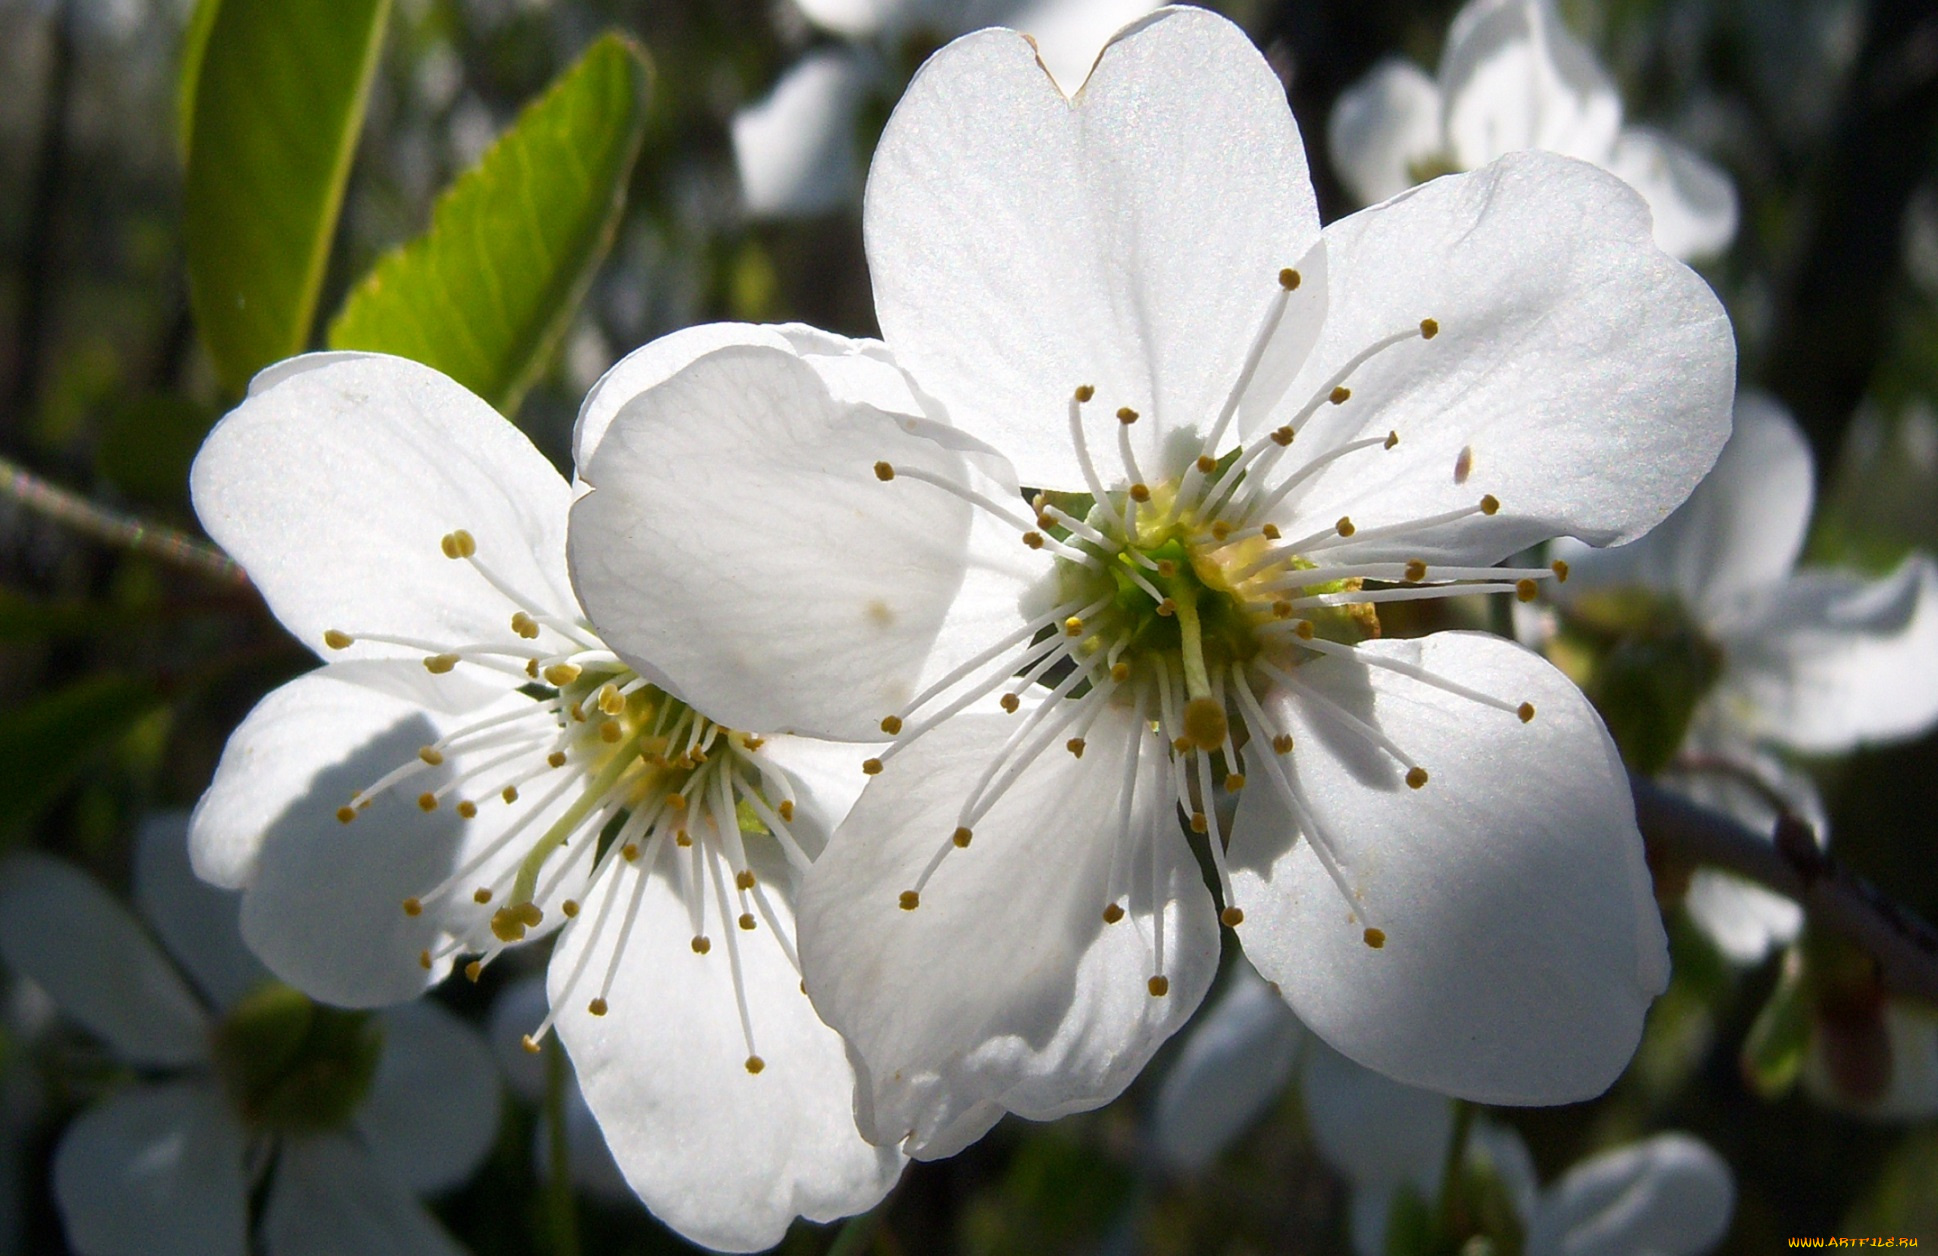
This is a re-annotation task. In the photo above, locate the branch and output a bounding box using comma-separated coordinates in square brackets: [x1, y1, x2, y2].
[1631, 774, 1938, 1005]
[2, 455, 245, 586]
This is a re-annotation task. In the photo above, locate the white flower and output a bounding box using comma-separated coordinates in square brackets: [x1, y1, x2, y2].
[487, 977, 631, 1203]
[0, 815, 498, 1256]
[1328, 0, 1738, 260]
[185, 351, 903, 1252]
[568, 7, 1735, 1157]
[733, 0, 1161, 216]
[1549, 395, 1938, 963]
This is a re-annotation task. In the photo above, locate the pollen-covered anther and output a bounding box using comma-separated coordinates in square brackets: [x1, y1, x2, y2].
[1479, 494, 1500, 516]
[1190, 811, 1208, 834]
[597, 684, 624, 715]
[1225, 772, 1246, 792]
[1196, 455, 1218, 474]
[734, 869, 756, 891]
[879, 715, 903, 735]
[424, 653, 460, 674]
[1335, 517, 1356, 538]
[323, 629, 353, 650]
[739, 913, 756, 931]
[1405, 766, 1429, 789]
[1294, 620, 1315, 640]
[1117, 406, 1139, 424]
[1362, 927, 1387, 949]
[1518, 702, 1536, 723]
[1022, 530, 1046, 549]
[873, 460, 895, 481]
[1403, 560, 1428, 583]
[417, 745, 444, 766]
[1066, 737, 1086, 758]
[1384, 430, 1400, 450]
[952, 826, 973, 848]
[1272, 600, 1293, 619]
[1000, 693, 1021, 713]
[464, 960, 484, 983]
[547, 751, 567, 768]
[417, 793, 438, 812]
[1270, 426, 1294, 447]
[745, 1056, 765, 1074]
[598, 720, 623, 744]
[402, 897, 423, 917]
[1551, 559, 1570, 582]
[898, 890, 920, 911]
[1279, 267, 1301, 290]
[1329, 386, 1352, 405]
[691, 936, 711, 954]
[1103, 903, 1126, 924]
[666, 793, 687, 811]
[1220, 906, 1245, 927]
[862, 758, 883, 776]
[456, 800, 477, 819]
[1156, 598, 1177, 618]
[1272, 733, 1295, 755]
[1074, 384, 1095, 403]
[1515, 578, 1539, 602]
[336, 805, 356, 824]
[675, 830, 692, 847]
[418, 950, 432, 970]
[520, 1034, 541, 1055]
[472, 887, 493, 904]
[1129, 484, 1151, 503]
[588, 997, 608, 1017]
[1419, 318, 1439, 339]
[542, 662, 581, 687]
[1148, 976, 1171, 997]
[1110, 661, 1131, 683]
[510, 611, 539, 639]
[1063, 616, 1084, 637]
[1036, 512, 1056, 530]
[777, 800, 795, 821]
[440, 530, 477, 559]
[561, 899, 580, 918]
[502, 785, 520, 804]
[1211, 520, 1232, 541]
[1171, 735, 1192, 753]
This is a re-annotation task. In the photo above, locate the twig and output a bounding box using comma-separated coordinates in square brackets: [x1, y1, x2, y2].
[1631, 773, 1938, 1005]
[1, 454, 245, 586]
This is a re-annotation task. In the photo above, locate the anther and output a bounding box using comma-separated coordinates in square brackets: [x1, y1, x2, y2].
[1221, 906, 1245, 927]
[778, 800, 795, 821]
[543, 663, 581, 686]
[1023, 531, 1046, 549]
[597, 684, 624, 715]
[1148, 976, 1170, 997]
[1262, 523, 1281, 540]
[1191, 811, 1208, 833]
[898, 890, 920, 911]
[1156, 598, 1177, 617]
[510, 611, 539, 639]
[1211, 520, 1232, 541]
[1063, 616, 1084, 637]
[1103, 903, 1126, 924]
[1329, 386, 1352, 405]
[1279, 267, 1301, 290]
[1117, 407, 1139, 423]
[1405, 767, 1429, 789]
[880, 715, 903, 734]
[525, 659, 540, 679]
[1129, 484, 1151, 503]
[1384, 430, 1400, 450]
[457, 800, 477, 818]
[1515, 578, 1538, 602]
[402, 897, 423, 917]
[599, 721, 623, 743]
[1000, 693, 1021, 713]
[1479, 494, 1500, 516]
[1403, 560, 1427, 582]
[418, 746, 444, 766]
[1363, 927, 1387, 949]
[1295, 621, 1315, 640]
[473, 887, 493, 904]
[1171, 736, 1193, 753]
[874, 461, 895, 481]
[502, 785, 521, 803]
[1551, 559, 1570, 582]
[1156, 559, 1177, 577]
[1074, 385, 1095, 403]
[1110, 662, 1131, 683]
[1036, 512, 1056, 530]
[621, 843, 640, 862]
[952, 826, 973, 848]
[562, 900, 580, 918]
[1419, 318, 1439, 339]
[547, 752, 567, 768]
[1183, 697, 1227, 750]
[1272, 734, 1295, 754]
[440, 530, 477, 559]
[464, 960, 484, 982]
[336, 805, 356, 824]
[1335, 517, 1356, 538]
[1225, 772, 1246, 792]
[588, 998, 608, 1017]
[323, 630, 353, 650]
[424, 654, 460, 674]
[1196, 455, 1217, 474]
[1066, 737, 1086, 758]
[675, 831, 692, 847]
[739, 913, 756, 931]
[666, 794, 687, 811]
[691, 936, 711, 954]
[418, 793, 438, 812]
[521, 1035, 541, 1055]
[862, 758, 883, 775]
[1517, 702, 1536, 723]
[745, 1056, 765, 1074]
[735, 870, 756, 891]
[1270, 426, 1294, 447]
[418, 950, 432, 970]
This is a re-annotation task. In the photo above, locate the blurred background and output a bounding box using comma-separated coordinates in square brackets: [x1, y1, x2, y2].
[2, 0, 1937, 1251]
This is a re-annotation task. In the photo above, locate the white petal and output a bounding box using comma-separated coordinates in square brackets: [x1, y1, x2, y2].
[1525, 1132, 1734, 1256]
[1604, 126, 1739, 261]
[1260, 151, 1734, 563]
[1683, 871, 1803, 967]
[751, 733, 881, 859]
[574, 322, 800, 472]
[262, 1136, 465, 1256]
[997, 0, 1165, 95]
[355, 1002, 502, 1195]
[133, 813, 271, 1012]
[798, 704, 1219, 1157]
[53, 1082, 247, 1256]
[1229, 632, 1668, 1104]
[0, 854, 207, 1067]
[1328, 58, 1446, 204]
[734, 49, 873, 218]
[247, 350, 385, 397]
[1150, 965, 1304, 1172]
[1715, 553, 1938, 753]
[1300, 1035, 1450, 1189]
[793, 0, 906, 38]
[865, 8, 1321, 488]
[551, 860, 902, 1253]
[1440, 0, 1622, 169]
[190, 353, 579, 671]
[1556, 394, 1813, 619]
[571, 342, 1048, 741]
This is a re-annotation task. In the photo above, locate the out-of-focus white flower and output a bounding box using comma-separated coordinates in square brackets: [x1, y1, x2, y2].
[1800, 991, 1938, 1121]
[0, 815, 498, 1256]
[1150, 967, 1303, 1172]
[487, 977, 630, 1203]
[572, 8, 1734, 1160]
[186, 351, 904, 1252]
[1328, 0, 1737, 260]
[733, 0, 1163, 216]
[1549, 396, 1938, 963]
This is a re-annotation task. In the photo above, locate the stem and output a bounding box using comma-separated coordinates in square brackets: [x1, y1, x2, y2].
[1631, 773, 1938, 1005]
[825, 1203, 885, 1256]
[543, 1037, 580, 1256]
[1170, 582, 1212, 701]
[1434, 1097, 1475, 1241]
[509, 736, 641, 905]
[1, 454, 246, 585]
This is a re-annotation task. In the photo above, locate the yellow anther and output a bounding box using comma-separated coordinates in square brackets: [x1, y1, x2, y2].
[1074, 384, 1095, 402]
[1270, 426, 1294, 447]
[1419, 318, 1439, 339]
[740, 734, 763, 751]
[1063, 616, 1084, 637]
[691, 936, 711, 954]
[599, 720, 623, 743]
[1551, 559, 1570, 582]
[1156, 559, 1177, 577]
[1171, 736, 1192, 753]
[1110, 661, 1131, 683]
[323, 630, 353, 650]
[456, 800, 477, 819]
[745, 1055, 765, 1074]
[510, 611, 540, 639]
[418, 746, 444, 766]
[1403, 560, 1428, 582]
[621, 843, 640, 862]
[402, 897, 423, 917]
[547, 751, 567, 768]
[1037, 512, 1057, 530]
[1117, 406, 1139, 423]
[525, 658, 540, 679]
[1262, 523, 1281, 540]
[424, 654, 460, 674]
[1129, 483, 1151, 502]
[1273, 733, 1295, 754]
[440, 530, 477, 559]
[417, 793, 438, 812]
[521, 1034, 541, 1055]
[1518, 702, 1536, 723]
[778, 800, 795, 821]
[502, 785, 521, 803]
[862, 758, 884, 775]
[874, 461, 895, 481]
[1479, 494, 1500, 516]
[1103, 903, 1126, 924]
[588, 998, 608, 1017]
[1196, 454, 1218, 474]
[336, 805, 357, 824]
[562, 899, 580, 918]
[1000, 693, 1021, 713]
[1066, 737, 1086, 758]
[1515, 578, 1538, 602]
[543, 663, 581, 687]
[464, 960, 484, 983]
[1406, 767, 1429, 789]
[1294, 620, 1315, 640]
[1221, 906, 1245, 927]
[597, 684, 624, 715]
[1335, 516, 1356, 538]
[1022, 531, 1046, 549]
[1225, 772, 1246, 792]
[1329, 386, 1352, 405]
[473, 887, 493, 904]
[739, 913, 756, 931]
[898, 890, 920, 911]
[1211, 520, 1232, 541]
[1183, 697, 1227, 749]
[1148, 975, 1171, 997]
[1279, 267, 1301, 290]
[418, 950, 432, 970]
[1363, 927, 1387, 949]
[675, 831, 692, 847]
[666, 793, 688, 811]
[952, 826, 973, 848]
[568, 702, 585, 723]
[1384, 430, 1400, 450]
[1156, 598, 1177, 617]
[1190, 811, 1208, 833]
[735, 870, 756, 891]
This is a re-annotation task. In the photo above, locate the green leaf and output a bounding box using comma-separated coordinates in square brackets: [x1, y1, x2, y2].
[1741, 952, 1810, 1100]
[183, 0, 390, 394]
[0, 674, 163, 843]
[175, 0, 222, 162]
[327, 33, 652, 415]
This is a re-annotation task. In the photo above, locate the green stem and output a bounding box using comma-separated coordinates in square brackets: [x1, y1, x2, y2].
[1435, 1098, 1476, 1243]
[543, 1037, 580, 1256]
[509, 736, 639, 905]
[0, 453, 245, 584]
[1170, 581, 1213, 701]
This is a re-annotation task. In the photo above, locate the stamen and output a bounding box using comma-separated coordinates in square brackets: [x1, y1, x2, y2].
[1291, 636, 1533, 719]
[1257, 659, 1423, 778]
[1067, 386, 1115, 511]
[875, 461, 1036, 533]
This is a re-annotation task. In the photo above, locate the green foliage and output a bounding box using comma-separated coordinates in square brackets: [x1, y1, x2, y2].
[327, 34, 652, 416]
[1547, 589, 1724, 775]
[175, 0, 222, 161]
[0, 674, 162, 843]
[1742, 954, 1810, 1101]
[182, 0, 390, 395]
[93, 392, 213, 509]
[211, 983, 385, 1133]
